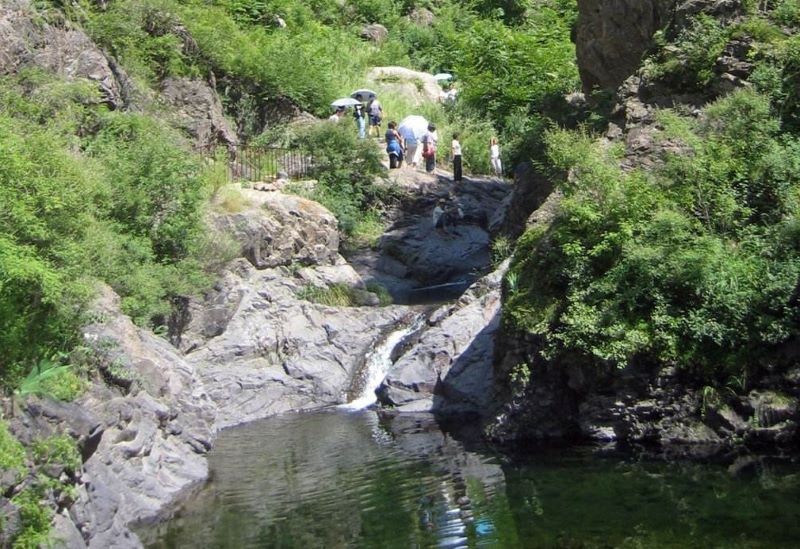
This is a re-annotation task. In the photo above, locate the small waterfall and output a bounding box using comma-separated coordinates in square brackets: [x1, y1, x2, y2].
[340, 314, 425, 410]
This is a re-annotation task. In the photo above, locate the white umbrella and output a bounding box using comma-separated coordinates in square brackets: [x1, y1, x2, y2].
[351, 89, 377, 102]
[433, 73, 452, 81]
[397, 115, 429, 141]
[331, 97, 361, 108]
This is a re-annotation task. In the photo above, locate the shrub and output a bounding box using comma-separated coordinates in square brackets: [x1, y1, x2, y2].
[506, 93, 800, 383]
[290, 122, 387, 235]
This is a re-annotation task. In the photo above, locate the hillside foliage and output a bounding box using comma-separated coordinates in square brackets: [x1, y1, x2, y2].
[507, 3, 800, 387]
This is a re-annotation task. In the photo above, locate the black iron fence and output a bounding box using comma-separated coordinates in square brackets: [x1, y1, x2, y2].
[230, 146, 312, 182]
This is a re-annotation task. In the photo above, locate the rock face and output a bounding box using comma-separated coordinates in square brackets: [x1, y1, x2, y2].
[575, 0, 676, 92]
[208, 189, 340, 271]
[377, 263, 506, 416]
[367, 66, 446, 105]
[0, 0, 128, 108]
[161, 77, 238, 151]
[183, 258, 415, 428]
[12, 285, 220, 549]
[349, 173, 511, 303]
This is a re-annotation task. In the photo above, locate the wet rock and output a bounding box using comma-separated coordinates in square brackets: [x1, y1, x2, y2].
[160, 77, 238, 151]
[378, 263, 506, 416]
[182, 258, 414, 428]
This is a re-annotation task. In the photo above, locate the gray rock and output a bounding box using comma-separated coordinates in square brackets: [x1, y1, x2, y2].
[184, 260, 415, 428]
[161, 77, 238, 151]
[408, 8, 435, 27]
[210, 189, 340, 270]
[575, 0, 676, 92]
[68, 285, 217, 548]
[378, 263, 506, 415]
[360, 23, 388, 43]
[0, 0, 127, 108]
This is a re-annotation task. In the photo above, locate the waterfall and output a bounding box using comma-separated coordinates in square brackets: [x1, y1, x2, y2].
[340, 314, 425, 410]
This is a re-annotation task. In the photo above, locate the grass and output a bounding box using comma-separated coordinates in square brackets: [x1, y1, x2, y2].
[296, 283, 360, 306]
[216, 186, 252, 213]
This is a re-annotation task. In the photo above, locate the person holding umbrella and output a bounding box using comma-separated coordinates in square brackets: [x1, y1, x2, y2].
[353, 104, 366, 139]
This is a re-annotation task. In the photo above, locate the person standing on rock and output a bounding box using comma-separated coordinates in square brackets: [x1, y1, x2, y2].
[451, 132, 462, 182]
[422, 123, 438, 174]
[367, 98, 383, 137]
[353, 104, 366, 139]
[490, 136, 502, 177]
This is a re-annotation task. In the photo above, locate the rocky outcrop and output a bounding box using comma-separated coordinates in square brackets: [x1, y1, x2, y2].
[575, 0, 677, 92]
[0, 0, 128, 108]
[209, 189, 340, 271]
[161, 77, 238, 151]
[367, 66, 445, 105]
[184, 258, 415, 428]
[377, 263, 506, 416]
[498, 162, 560, 238]
[3, 286, 219, 549]
[360, 23, 388, 43]
[349, 173, 511, 303]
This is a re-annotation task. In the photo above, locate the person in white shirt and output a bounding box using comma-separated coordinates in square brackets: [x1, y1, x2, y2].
[490, 136, 502, 177]
[328, 108, 344, 122]
[451, 132, 462, 182]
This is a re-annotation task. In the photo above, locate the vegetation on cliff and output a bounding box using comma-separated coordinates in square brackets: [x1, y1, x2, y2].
[506, 3, 800, 390]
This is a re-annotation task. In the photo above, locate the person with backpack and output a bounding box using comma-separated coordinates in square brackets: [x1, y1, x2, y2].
[367, 98, 383, 137]
[422, 123, 438, 174]
[353, 104, 366, 139]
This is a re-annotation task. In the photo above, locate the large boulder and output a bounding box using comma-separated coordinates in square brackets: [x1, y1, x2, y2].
[210, 189, 340, 270]
[575, 0, 676, 92]
[377, 263, 506, 416]
[367, 66, 445, 105]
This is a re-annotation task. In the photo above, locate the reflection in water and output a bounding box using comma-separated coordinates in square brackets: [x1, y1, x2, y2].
[146, 410, 800, 549]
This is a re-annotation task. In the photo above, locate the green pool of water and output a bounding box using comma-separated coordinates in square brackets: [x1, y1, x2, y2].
[145, 409, 800, 548]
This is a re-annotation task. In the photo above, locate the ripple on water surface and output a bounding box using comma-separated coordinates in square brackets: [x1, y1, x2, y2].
[146, 410, 800, 549]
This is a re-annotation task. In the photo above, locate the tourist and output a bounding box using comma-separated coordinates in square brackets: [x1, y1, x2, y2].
[353, 104, 366, 139]
[367, 98, 383, 137]
[328, 107, 344, 122]
[451, 132, 462, 182]
[422, 123, 438, 174]
[385, 121, 404, 169]
[490, 136, 502, 177]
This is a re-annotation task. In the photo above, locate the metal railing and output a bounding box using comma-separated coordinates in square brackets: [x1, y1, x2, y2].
[230, 146, 312, 182]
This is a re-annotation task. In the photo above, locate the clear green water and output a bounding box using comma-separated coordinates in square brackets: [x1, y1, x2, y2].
[146, 410, 800, 549]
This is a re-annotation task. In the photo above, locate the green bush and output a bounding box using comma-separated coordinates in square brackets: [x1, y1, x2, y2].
[289, 122, 388, 235]
[506, 90, 800, 383]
